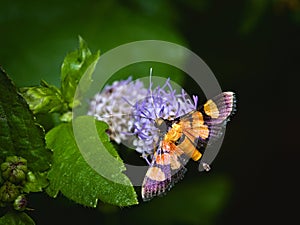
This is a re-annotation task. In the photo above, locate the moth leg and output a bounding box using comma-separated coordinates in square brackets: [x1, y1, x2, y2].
[199, 162, 211, 172]
[141, 154, 152, 166]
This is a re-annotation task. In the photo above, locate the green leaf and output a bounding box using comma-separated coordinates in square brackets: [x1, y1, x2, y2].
[61, 36, 100, 108]
[0, 68, 52, 171]
[23, 171, 48, 193]
[45, 116, 138, 207]
[20, 80, 68, 114]
[0, 212, 35, 225]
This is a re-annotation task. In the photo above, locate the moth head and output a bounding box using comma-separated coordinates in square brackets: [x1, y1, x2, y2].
[154, 118, 171, 134]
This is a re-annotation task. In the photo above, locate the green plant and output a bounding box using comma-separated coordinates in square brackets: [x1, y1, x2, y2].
[0, 37, 137, 225]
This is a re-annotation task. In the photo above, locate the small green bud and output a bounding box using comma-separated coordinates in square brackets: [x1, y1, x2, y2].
[1, 156, 28, 184]
[0, 182, 19, 202]
[1, 162, 10, 171]
[26, 171, 36, 183]
[13, 194, 28, 211]
[23, 171, 49, 193]
[60, 111, 73, 122]
[20, 80, 68, 114]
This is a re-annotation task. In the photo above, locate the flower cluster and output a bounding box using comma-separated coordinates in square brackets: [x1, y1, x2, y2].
[0, 156, 28, 211]
[88, 77, 148, 144]
[88, 76, 198, 160]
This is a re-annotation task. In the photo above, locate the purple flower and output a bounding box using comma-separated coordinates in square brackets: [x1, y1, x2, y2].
[130, 78, 198, 158]
[88, 75, 198, 161]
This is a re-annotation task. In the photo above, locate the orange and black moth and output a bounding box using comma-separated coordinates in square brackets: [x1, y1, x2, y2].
[141, 91, 236, 201]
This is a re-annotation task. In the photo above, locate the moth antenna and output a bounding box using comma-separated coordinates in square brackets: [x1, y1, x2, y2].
[97, 113, 155, 121]
[98, 113, 127, 118]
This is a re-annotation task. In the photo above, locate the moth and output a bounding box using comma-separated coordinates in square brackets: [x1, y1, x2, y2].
[141, 91, 236, 201]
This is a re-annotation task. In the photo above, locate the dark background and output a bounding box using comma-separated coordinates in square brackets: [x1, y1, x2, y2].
[0, 0, 298, 224]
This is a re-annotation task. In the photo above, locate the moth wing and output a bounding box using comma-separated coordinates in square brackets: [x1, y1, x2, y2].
[198, 91, 236, 125]
[178, 91, 236, 147]
[141, 145, 172, 201]
[169, 146, 188, 185]
[141, 142, 188, 201]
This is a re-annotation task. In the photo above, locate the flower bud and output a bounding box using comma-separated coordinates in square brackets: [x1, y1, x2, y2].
[0, 181, 19, 202]
[1, 156, 28, 184]
[13, 194, 27, 211]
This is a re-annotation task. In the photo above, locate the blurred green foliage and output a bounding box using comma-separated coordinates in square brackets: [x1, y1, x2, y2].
[240, 0, 300, 34]
[0, 0, 186, 87]
[122, 175, 231, 225]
